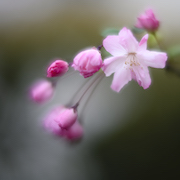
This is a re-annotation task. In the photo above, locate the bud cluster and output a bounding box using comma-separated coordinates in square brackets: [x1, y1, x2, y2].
[30, 47, 103, 141]
[43, 106, 83, 140]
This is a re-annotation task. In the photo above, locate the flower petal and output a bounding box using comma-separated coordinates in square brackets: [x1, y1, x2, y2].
[137, 50, 167, 68]
[132, 65, 151, 89]
[138, 34, 148, 52]
[64, 121, 83, 140]
[103, 35, 126, 56]
[118, 27, 138, 52]
[111, 66, 132, 92]
[102, 55, 126, 76]
[43, 106, 65, 136]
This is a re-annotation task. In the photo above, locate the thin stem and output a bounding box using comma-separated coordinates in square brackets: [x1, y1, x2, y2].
[151, 31, 162, 50]
[60, 69, 77, 80]
[71, 71, 104, 110]
[68, 77, 92, 106]
[76, 71, 103, 105]
[49, 68, 77, 87]
[79, 72, 105, 122]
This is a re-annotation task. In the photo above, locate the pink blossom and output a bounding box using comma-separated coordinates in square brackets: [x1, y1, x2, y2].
[43, 106, 65, 136]
[102, 27, 167, 92]
[43, 106, 82, 140]
[47, 60, 69, 77]
[72, 48, 103, 78]
[64, 121, 83, 140]
[55, 108, 78, 129]
[30, 79, 54, 103]
[135, 9, 159, 32]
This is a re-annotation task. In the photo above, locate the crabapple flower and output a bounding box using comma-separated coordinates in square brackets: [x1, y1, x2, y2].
[102, 27, 167, 92]
[30, 79, 54, 103]
[55, 108, 78, 129]
[47, 60, 69, 77]
[72, 48, 103, 78]
[135, 9, 159, 32]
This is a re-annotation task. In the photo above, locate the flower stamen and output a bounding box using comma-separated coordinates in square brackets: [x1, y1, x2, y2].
[125, 52, 140, 67]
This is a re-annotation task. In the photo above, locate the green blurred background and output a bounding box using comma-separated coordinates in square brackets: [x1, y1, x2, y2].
[1, 0, 180, 179]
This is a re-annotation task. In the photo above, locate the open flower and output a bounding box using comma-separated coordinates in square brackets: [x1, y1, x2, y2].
[72, 48, 103, 78]
[102, 27, 167, 92]
[135, 9, 159, 32]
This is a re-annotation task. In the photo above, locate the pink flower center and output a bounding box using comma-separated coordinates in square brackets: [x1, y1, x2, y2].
[125, 52, 140, 67]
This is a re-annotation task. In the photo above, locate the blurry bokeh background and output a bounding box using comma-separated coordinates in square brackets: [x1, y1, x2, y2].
[1, 0, 180, 179]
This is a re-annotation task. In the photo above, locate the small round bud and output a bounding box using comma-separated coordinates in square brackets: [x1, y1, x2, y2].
[47, 60, 69, 77]
[43, 106, 83, 140]
[135, 9, 159, 32]
[72, 48, 103, 78]
[56, 108, 77, 129]
[43, 106, 65, 136]
[30, 79, 53, 103]
[65, 121, 83, 140]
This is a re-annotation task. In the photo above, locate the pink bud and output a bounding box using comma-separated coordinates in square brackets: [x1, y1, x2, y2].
[56, 108, 78, 129]
[135, 9, 159, 32]
[47, 60, 69, 77]
[43, 106, 83, 140]
[72, 48, 103, 78]
[30, 79, 53, 103]
[43, 106, 65, 136]
[65, 121, 83, 140]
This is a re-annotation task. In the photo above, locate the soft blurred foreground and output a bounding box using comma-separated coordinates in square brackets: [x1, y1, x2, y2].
[0, 0, 180, 180]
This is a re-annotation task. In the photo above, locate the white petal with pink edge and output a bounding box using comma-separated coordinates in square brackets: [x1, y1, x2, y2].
[137, 50, 167, 68]
[111, 66, 132, 92]
[103, 35, 126, 56]
[138, 34, 148, 52]
[102, 55, 126, 77]
[132, 65, 151, 89]
[118, 27, 138, 52]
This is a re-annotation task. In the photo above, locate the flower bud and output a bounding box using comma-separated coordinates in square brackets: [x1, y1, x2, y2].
[43, 106, 82, 140]
[56, 108, 77, 129]
[135, 9, 159, 32]
[65, 121, 83, 140]
[47, 60, 69, 77]
[43, 106, 65, 136]
[72, 48, 103, 78]
[30, 79, 53, 103]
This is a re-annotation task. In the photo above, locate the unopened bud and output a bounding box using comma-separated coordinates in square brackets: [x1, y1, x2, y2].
[135, 9, 159, 32]
[65, 121, 83, 140]
[56, 108, 77, 129]
[30, 79, 53, 103]
[72, 48, 103, 78]
[47, 60, 69, 77]
[43, 106, 83, 141]
[43, 106, 65, 136]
